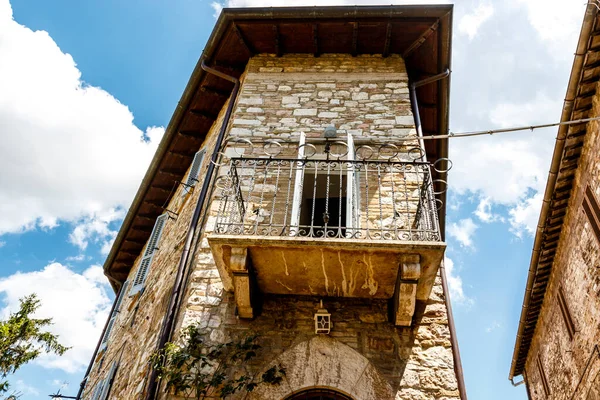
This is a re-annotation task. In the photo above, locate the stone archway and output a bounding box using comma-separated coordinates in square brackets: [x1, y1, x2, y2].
[248, 336, 394, 400]
[285, 388, 355, 399]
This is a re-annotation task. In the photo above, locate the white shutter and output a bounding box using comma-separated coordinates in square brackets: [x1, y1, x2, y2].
[183, 149, 205, 193]
[130, 214, 168, 296]
[91, 380, 105, 400]
[346, 132, 356, 237]
[99, 281, 129, 351]
[290, 131, 306, 235]
[99, 362, 119, 400]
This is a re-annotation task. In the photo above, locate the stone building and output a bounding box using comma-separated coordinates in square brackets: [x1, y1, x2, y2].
[79, 5, 465, 400]
[509, 5, 600, 400]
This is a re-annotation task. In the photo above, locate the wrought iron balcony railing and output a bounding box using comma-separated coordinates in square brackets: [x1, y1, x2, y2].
[213, 157, 441, 242]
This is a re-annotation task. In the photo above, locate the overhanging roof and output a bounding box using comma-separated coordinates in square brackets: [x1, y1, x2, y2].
[510, 5, 600, 379]
[103, 5, 453, 291]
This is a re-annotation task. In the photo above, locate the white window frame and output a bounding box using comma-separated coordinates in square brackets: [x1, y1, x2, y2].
[290, 132, 359, 235]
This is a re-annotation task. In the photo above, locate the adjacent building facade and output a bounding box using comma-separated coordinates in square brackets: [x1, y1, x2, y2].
[510, 5, 600, 399]
[81, 5, 465, 400]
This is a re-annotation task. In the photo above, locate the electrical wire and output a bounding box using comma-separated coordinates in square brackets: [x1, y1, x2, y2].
[402, 116, 600, 141]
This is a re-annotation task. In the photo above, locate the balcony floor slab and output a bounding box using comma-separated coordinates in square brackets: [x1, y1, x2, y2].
[208, 235, 445, 301]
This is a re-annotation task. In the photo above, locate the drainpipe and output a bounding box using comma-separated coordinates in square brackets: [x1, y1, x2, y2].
[75, 284, 124, 399]
[409, 69, 450, 164]
[410, 69, 468, 400]
[144, 61, 240, 400]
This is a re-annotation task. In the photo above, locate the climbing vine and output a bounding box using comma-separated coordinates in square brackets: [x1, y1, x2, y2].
[151, 324, 285, 399]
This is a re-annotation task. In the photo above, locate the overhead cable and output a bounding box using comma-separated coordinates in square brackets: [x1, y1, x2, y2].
[415, 116, 600, 141]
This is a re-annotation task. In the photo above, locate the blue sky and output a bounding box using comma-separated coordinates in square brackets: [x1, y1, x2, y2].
[0, 0, 586, 398]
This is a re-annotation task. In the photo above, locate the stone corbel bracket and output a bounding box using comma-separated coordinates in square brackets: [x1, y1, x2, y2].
[393, 254, 421, 326]
[230, 246, 255, 319]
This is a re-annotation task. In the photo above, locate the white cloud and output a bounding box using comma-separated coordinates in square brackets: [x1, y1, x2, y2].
[65, 254, 86, 262]
[444, 257, 473, 306]
[0, 263, 112, 373]
[513, 0, 584, 60]
[485, 320, 502, 333]
[509, 191, 543, 238]
[490, 93, 561, 128]
[473, 197, 503, 223]
[450, 132, 552, 235]
[0, 240, 5, 248]
[68, 208, 125, 253]
[458, 2, 494, 40]
[0, 1, 163, 239]
[13, 379, 40, 396]
[211, 1, 223, 18]
[447, 218, 478, 249]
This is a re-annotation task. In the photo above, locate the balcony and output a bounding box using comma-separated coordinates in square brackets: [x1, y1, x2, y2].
[208, 155, 445, 326]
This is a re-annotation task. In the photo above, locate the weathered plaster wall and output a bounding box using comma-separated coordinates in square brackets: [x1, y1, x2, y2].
[85, 54, 459, 400]
[524, 91, 600, 399]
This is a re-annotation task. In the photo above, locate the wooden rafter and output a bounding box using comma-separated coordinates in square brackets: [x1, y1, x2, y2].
[273, 24, 281, 57]
[200, 86, 230, 98]
[190, 109, 218, 120]
[313, 23, 319, 57]
[232, 23, 255, 56]
[383, 22, 392, 57]
[351, 22, 359, 56]
[402, 20, 439, 59]
[178, 130, 204, 139]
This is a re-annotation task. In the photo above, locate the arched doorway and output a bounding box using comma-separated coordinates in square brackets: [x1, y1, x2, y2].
[246, 336, 394, 400]
[286, 388, 354, 400]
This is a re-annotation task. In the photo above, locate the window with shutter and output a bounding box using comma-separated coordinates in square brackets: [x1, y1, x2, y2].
[91, 379, 105, 400]
[99, 281, 129, 351]
[98, 362, 119, 400]
[183, 149, 205, 194]
[129, 214, 168, 296]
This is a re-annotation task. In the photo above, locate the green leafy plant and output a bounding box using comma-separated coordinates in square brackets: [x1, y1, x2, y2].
[151, 324, 285, 399]
[0, 294, 69, 397]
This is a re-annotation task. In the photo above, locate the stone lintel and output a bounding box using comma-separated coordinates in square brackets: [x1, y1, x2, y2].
[230, 247, 255, 319]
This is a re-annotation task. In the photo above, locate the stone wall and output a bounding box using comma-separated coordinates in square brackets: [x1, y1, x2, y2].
[85, 54, 459, 400]
[524, 92, 600, 398]
[81, 99, 230, 400]
[176, 55, 459, 399]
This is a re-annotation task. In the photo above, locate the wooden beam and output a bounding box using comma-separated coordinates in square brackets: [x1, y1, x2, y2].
[200, 86, 231, 98]
[178, 130, 204, 139]
[131, 224, 153, 233]
[123, 237, 146, 246]
[232, 23, 255, 56]
[313, 23, 319, 57]
[190, 109, 218, 120]
[158, 168, 181, 178]
[143, 198, 164, 208]
[151, 184, 175, 194]
[273, 24, 281, 57]
[119, 249, 140, 258]
[137, 214, 158, 222]
[402, 20, 439, 59]
[351, 22, 359, 56]
[383, 22, 392, 57]
[167, 149, 196, 158]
